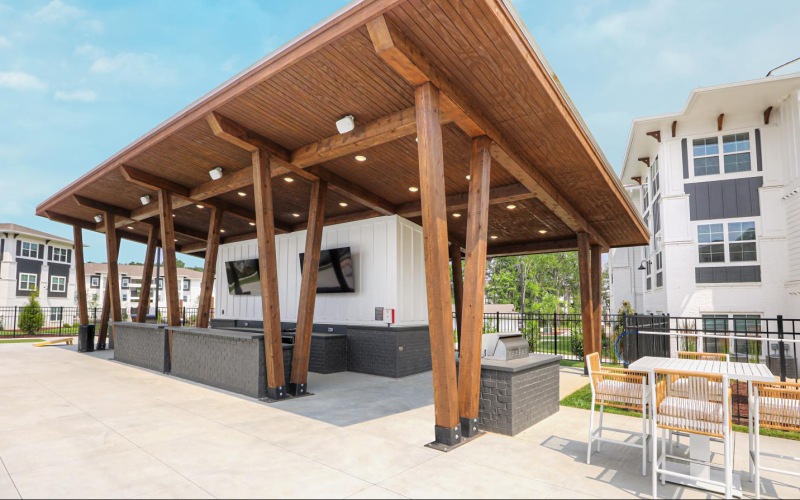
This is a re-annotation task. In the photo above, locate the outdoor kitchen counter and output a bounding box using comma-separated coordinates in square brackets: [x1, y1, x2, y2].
[167, 326, 293, 399]
[113, 322, 170, 373]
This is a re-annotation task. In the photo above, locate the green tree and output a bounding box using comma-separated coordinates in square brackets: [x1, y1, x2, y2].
[176, 259, 186, 268]
[19, 289, 44, 335]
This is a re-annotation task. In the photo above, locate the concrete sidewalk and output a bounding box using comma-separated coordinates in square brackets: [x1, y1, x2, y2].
[0, 343, 798, 499]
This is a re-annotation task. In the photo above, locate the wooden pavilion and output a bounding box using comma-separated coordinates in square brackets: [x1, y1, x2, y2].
[36, 0, 648, 446]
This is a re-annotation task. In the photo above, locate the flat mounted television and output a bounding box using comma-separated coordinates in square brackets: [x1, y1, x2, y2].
[225, 259, 260, 295]
[300, 246, 355, 293]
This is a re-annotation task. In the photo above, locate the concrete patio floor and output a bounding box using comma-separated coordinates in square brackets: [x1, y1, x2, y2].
[1, 341, 799, 499]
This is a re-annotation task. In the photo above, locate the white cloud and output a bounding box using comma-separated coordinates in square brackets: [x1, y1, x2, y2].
[33, 0, 83, 23]
[0, 71, 46, 91]
[89, 52, 175, 84]
[54, 89, 96, 102]
[0, 36, 10, 49]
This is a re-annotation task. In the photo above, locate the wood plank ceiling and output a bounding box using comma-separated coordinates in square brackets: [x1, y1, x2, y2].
[36, 0, 648, 257]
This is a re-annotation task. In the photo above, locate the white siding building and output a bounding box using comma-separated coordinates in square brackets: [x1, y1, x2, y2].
[0, 224, 77, 315]
[610, 73, 800, 323]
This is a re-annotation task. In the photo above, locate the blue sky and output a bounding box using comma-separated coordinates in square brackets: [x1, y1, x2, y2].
[1, 0, 798, 266]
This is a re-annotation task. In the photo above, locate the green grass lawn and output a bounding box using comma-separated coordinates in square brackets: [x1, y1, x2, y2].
[0, 338, 44, 344]
[561, 383, 800, 441]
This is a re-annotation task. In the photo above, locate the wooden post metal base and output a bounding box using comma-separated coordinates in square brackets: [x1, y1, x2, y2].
[288, 382, 307, 396]
[460, 416, 480, 438]
[266, 386, 287, 400]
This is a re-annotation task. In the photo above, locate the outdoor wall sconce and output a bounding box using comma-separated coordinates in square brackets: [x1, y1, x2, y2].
[140, 194, 151, 205]
[209, 166, 223, 180]
[637, 259, 651, 271]
[335, 115, 355, 134]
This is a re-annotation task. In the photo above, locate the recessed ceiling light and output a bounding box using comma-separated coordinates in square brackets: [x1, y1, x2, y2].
[506, 204, 517, 210]
[466, 175, 471, 180]
[355, 155, 366, 162]
[249, 222, 256, 226]
[339, 202, 348, 207]
[538, 229, 548, 234]
[452, 213, 461, 218]
[127, 226, 134, 230]
[172, 214, 175, 217]
[196, 204, 204, 209]
[173, 239, 178, 242]
[284, 177, 294, 183]
[292, 213, 300, 218]
[220, 229, 226, 233]
[490, 235, 498, 240]
[408, 186, 419, 192]
[237, 192, 246, 197]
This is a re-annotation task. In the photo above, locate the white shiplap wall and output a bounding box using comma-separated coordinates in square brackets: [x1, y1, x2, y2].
[214, 215, 428, 326]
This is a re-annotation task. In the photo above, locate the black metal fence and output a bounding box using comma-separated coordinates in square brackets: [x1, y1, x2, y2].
[0, 306, 212, 337]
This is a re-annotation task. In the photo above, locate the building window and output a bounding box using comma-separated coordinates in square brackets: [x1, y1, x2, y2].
[20, 242, 39, 258]
[52, 247, 69, 263]
[702, 314, 729, 354]
[655, 252, 663, 288]
[733, 315, 761, 360]
[693, 137, 720, 176]
[50, 309, 63, 322]
[131, 287, 140, 298]
[642, 184, 649, 212]
[728, 221, 757, 262]
[183, 279, 190, 291]
[90, 275, 100, 288]
[50, 276, 66, 293]
[644, 247, 652, 291]
[650, 157, 660, 194]
[697, 221, 757, 264]
[18, 273, 37, 291]
[158, 277, 163, 290]
[122, 292, 128, 301]
[722, 133, 751, 173]
[121, 276, 130, 289]
[183, 295, 188, 303]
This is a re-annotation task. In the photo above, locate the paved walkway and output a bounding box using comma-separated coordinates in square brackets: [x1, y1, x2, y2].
[1, 342, 798, 499]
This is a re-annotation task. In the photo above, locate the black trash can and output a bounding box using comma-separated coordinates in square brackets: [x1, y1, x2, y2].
[78, 324, 95, 353]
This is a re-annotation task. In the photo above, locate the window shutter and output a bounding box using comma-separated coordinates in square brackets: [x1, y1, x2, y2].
[16, 240, 21, 255]
[681, 138, 689, 179]
[755, 129, 763, 171]
[38, 244, 44, 259]
[67, 249, 72, 263]
[48, 246, 53, 260]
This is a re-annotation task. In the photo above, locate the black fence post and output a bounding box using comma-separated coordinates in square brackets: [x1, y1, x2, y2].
[182, 307, 186, 326]
[778, 314, 787, 382]
[495, 311, 500, 332]
[553, 312, 558, 356]
[12, 306, 17, 338]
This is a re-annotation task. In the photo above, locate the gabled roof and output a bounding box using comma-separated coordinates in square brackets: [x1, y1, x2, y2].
[621, 72, 800, 184]
[0, 223, 73, 245]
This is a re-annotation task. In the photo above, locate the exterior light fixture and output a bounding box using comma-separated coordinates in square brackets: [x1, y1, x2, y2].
[220, 229, 226, 233]
[538, 229, 548, 234]
[174, 239, 178, 242]
[335, 115, 355, 134]
[292, 213, 300, 218]
[196, 204, 204, 209]
[637, 259, 651, 271]
[452, 213, 461, 218]
[127, 226, 134, 230]
[94, 214, 103, 223]
[408, 186, 419, 192]
[506, 204, 517, 210]
[490, 235, 498, 240]
[172, 214, 175, 217]
[355, 155, 367, 162]
[249, 222, 256, 226]
[466, 175, 471, 180]
[284, 177, 294, 183]
[237, 192, 246, 197]
[140, 194, 151, 205]
[339, 202, 348, 207]
[209, 166, 223, 180]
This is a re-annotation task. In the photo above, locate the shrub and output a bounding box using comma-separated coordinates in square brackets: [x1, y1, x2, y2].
[570, 321, 584, 358]
[19, 290, 44, 335]
[521, 319, 541, 352]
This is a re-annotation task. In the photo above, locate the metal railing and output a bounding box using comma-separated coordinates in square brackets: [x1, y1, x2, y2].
[0, 306, 213, 337]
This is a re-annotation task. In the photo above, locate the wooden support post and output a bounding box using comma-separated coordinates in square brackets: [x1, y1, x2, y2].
[158, 189, 180, 328]
[416, 81, 460, 446]
[106, 216, 122, 348]
[577, 233, 593, 371]
[97, 229, 121, 349]
[289, 180, 328, 396]
[253, 149, 287, 400]
[450, 243, 463, 351]
[196, 208, 222, 328]
[457, 135, 492, 438]
[136, 224, 158, 323]
[591, 245, 602, 358]
[73, 226, 88, 325]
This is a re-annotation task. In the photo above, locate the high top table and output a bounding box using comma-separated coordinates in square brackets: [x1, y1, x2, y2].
[629, 356, 775, 497]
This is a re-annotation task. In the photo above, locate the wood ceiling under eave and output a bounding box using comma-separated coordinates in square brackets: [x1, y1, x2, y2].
[36, 0, 648, 256]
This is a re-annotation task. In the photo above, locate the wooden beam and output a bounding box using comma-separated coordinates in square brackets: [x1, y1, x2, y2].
[309, 166, 396, 215]
[44, 211, 95, 230]
[292, 209, 379, 232]
[367, 14, 609, 249]
[717, 113, 725, 131]
[289, 180, 327, 396]
[73, 226, 88, 325]
[487, 237, 578, 257]
[253, 148, 287, 399]
[415, 81, 460, 444]
[196, 208, 222, 329]
[158, 190, 181, 328]
[190, 167, 253, 200]
[764, 106, 773, 125]
[590, 245, 603, 357]
[98, 218, 122, 349]
[120, 165, 190, 197]
[450, 243, 463, 352]
[74, 195, 130, 219]
[646, 130, 661, 143]
[177, 241, 206, 254]
[136, 224, 158, 323]
[398, 182, 532, 218]
[671, 120, 677, 138]
[96, 234, 121, 350]
[577, 233, 592, 369]
[457, 136, 492, 438]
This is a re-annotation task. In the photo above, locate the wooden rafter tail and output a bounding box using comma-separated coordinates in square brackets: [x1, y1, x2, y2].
[671, 120, 677, 138]
[717, 113, 724, 131]
[763, 106, 773, 125]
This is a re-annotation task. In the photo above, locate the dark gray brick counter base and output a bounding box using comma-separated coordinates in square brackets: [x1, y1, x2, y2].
[346, 326, 431, 378]
[113, 323, 170, 373]
[478, 355, 561, 436]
